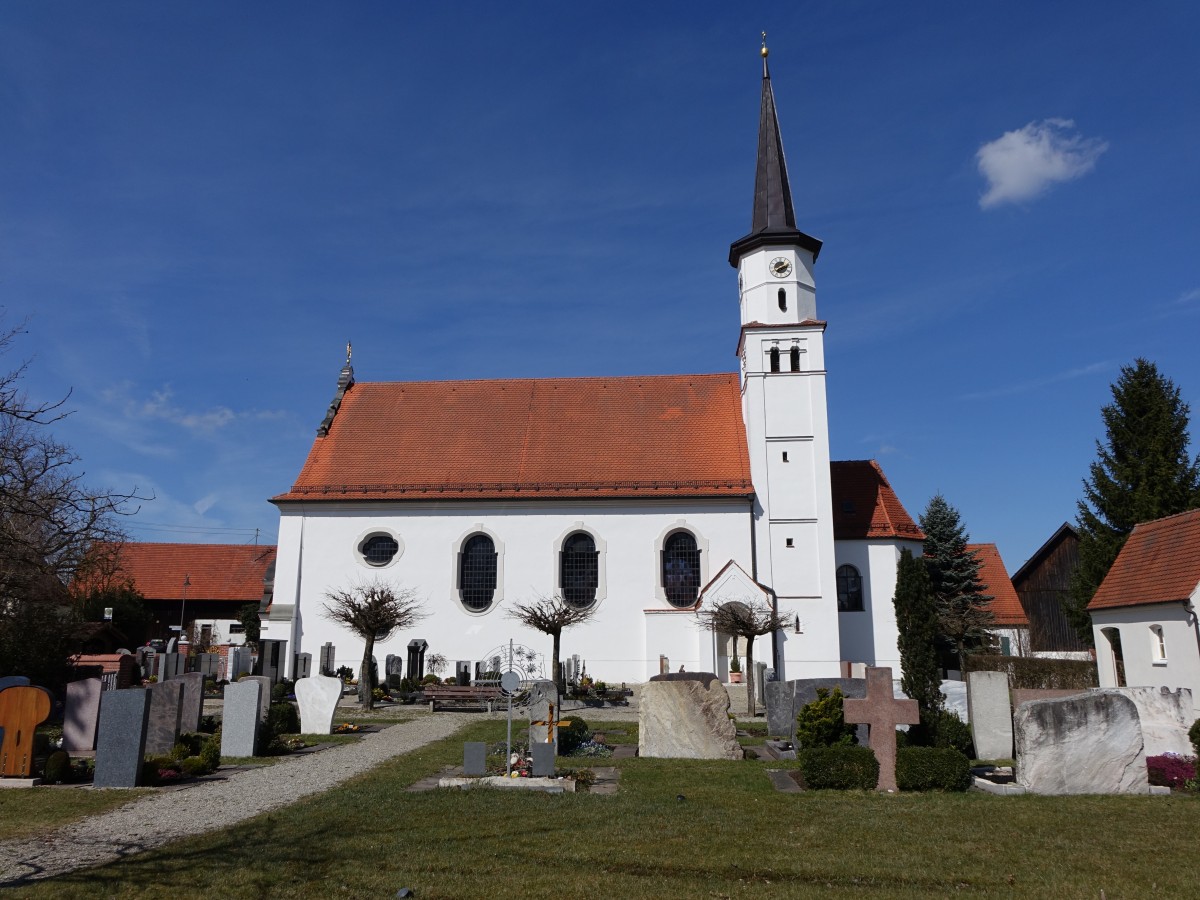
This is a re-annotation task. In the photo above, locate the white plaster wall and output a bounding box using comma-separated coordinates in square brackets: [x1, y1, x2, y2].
[1092, 602, 1200, 715]
[833, 540, 921, 672]
[272, 498, 752, 684]
[738, 247, 817, 324]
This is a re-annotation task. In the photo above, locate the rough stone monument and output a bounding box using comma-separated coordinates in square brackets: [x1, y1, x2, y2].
[843, 666, 919, 792]
[94, 688, 152, 788]
[1015, 691, 1149, 795]
[295, 674, 343, 734]
[221, 678, 264, 758]
[145, 679, 185, 755]
[527, 680, 561, 749]
[1108, 686, 1194, 757]
[966, 670, 1013, 760]
[639, 673, 741, 760]
[62, 677, 104, 752]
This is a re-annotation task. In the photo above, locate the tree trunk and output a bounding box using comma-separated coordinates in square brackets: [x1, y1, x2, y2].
[360, 636, 375, 710]
[744, 636, 756, 717]
[551, 629, 563, 694]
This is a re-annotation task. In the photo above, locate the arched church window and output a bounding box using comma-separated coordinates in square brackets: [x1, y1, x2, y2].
[560, 532, 599, 608]
[778, 288, 787, 311]
[836, 564, 864, 612]
[662, 531, 701, 608]
[769, 346, 781, 373]
[460, 534, 497, 612]
[790, 346, 800, 372]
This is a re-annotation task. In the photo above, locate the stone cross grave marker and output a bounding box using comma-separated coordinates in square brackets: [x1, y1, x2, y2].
[528, 681, 567, 751]
[843, 666, 919, 792]
[0, 685, 53, 777]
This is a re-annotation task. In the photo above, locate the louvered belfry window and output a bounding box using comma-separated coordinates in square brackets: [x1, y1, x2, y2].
[561, 532, 599, 608]
[662, 531, 701, 608]
[460, 534, 497, 611]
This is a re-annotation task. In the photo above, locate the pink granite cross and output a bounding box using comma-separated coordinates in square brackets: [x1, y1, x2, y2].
[843, 666, 919, 792]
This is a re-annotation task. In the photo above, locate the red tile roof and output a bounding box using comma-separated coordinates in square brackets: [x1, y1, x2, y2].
[275, 374, 754, 501]
[967, 543, 1027, 626]
[830, 461, 924, 541]
[110, 543, 276, 603]
[1088, 509, 1200, 611]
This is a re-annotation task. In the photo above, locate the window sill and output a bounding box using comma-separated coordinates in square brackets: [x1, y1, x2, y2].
[1152, 659, 1168, 667]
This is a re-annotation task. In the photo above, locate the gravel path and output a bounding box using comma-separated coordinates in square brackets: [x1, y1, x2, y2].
[0, 714, 470, 886]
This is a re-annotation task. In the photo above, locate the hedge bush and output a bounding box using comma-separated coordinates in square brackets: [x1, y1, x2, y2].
[43, 750, 72, 784]
[896, 746, 972, 792]
[557, 716, 590, 755]
[797, 746, 879, 790]
[962, 654, 1097, 690]
[795, 687, 858, 748]
[267, 702, 300, 738]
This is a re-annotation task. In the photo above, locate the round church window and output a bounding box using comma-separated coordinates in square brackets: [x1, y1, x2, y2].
[360, 533, 400, 567]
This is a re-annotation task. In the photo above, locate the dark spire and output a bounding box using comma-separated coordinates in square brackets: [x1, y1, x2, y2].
[728, 38, 822, 267]
[317, 342, 355, 436]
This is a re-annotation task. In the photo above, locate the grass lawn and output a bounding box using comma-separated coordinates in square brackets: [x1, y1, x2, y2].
[0, 788, 150, 841]
[11, 718, 1200, 898]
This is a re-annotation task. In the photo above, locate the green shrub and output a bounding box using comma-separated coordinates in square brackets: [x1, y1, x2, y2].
[1190, 719, 1200, 779]
[180, 756, 212, 778]
[335, 665, 354, 681]
[798, 746, 879, 790]
[200, 733, 221, 771]
[962, 654, 1097, 690]
[271, 680, 295, 701]
[896, 746, 972, 791]
[558, 716, 590, 755]
[421, 674, 441, 686]
[267, 702, 300, 738]
[43, 750, 72, 784]
[933, 710, 974, 758]
[795, 687, 859, 748]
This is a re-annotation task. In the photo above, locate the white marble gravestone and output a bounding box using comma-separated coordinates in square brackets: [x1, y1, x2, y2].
[221, 679, 263, 758]
[967, 671, 1013, 760]
[295, 674, 342, 734]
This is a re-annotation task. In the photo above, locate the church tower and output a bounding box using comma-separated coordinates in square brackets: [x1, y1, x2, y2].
[730, 40, 840, 678]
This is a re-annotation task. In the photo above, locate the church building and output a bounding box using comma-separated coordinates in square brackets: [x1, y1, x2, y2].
[262, 46, 924, 685]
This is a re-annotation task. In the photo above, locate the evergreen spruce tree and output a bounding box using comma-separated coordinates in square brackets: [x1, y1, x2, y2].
[1067, 359, 1200, 641]
[920, 494, 993, 670]
[893, 548, 942, 744]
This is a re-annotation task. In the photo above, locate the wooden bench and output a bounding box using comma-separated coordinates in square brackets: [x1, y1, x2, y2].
[422, 685, 503, 712]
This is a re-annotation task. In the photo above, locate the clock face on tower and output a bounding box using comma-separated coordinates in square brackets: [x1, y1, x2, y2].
[769, 257, 792, 278]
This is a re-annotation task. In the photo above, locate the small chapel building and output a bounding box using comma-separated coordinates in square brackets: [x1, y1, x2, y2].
[262, 47, 925, 685]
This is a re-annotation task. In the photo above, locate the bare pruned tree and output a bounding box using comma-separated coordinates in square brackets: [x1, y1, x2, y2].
[506, 594, 597, 691]
[322, 579, 427, 709]
[695, 596, 789, 716]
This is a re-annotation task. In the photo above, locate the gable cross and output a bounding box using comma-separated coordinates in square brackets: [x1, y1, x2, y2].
[843, 666, 919, 792]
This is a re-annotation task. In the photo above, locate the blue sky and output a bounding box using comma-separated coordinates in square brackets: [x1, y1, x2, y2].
[2, 3, 1198, 574]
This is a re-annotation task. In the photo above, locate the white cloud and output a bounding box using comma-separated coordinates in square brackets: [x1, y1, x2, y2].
[962, 361, 1110, 401]
[193, 493, 218, 515]
[102, 383, 284, 435]
[977, 119, 1108, 209]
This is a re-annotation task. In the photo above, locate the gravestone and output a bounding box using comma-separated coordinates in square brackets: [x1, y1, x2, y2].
[156, 652, 184, 681]
[0, 685, 53, 777]
[295, 674, 342, 734]
[528, 680, 561, 750]
[0, 676, 31, 692]
[463, 741, 487, 776]
[940, 679, 970, 724]
[385, 654, 403, 684]
[966, 671, 1013, 760]
[62, 677, 104, 752]
[294, 652, 312, 680]
[1108, 686, 1194, 757]
[456, 661, 471, 686]
[319, 642, 336, 676]
[171, 671, 206, 734]
[531, 742, 556, 777]
[195, 653, 220, 677]
[843, 667, 919, 792]
[766, 678, 867, 741]
[94, 688, 152, 788]
[1015, 691, 1148, 795]
[639, 673, 742, 760]
[221, 679, 264, 758]
[145, 679, 185, 755]
[227, 646, 254, 680]
[406, 639, 428, 682]
[243, 675, 272, 724]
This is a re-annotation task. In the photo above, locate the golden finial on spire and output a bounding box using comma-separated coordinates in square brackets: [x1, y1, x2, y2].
[346, 340, 352, 365]
[761, 31, 769, 58]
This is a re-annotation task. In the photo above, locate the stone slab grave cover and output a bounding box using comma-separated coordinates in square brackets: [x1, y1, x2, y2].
[531, 742, 556, 777]
[843, 667, 919, 792]
[295, 674, 342, 734]
[967, 671, 1013, 761]
[0, 685, 53, 777]
[1109, 687, 1194, 757]
[145, 679, 185, 755]
[463, 741, 487, 776]
[639, 673, 742, 760]
[1014, 690, 1149, 795]
[62, 677, 104, 752]
[527, 680, 561, 750]
[767, 678, 866, 742]
[169, 671, 206, 734]
[221, 678, 264, 758]
[94, 688, 153, 788]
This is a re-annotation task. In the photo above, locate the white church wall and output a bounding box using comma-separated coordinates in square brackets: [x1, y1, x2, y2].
[835, 539, 921, 673]
[273, 498, 752, 684]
